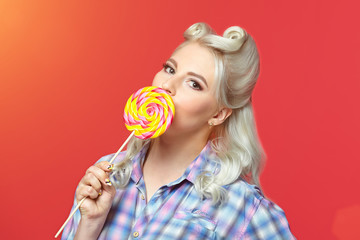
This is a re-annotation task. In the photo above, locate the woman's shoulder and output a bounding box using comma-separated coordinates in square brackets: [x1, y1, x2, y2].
[217, 179, 295, 239]
[223, 178, 264, 203]
[224, 178, 290, 217]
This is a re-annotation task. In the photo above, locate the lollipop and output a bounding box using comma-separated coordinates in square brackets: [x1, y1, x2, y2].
[55, 86, 175, 238]
[124, 86, 175, 139]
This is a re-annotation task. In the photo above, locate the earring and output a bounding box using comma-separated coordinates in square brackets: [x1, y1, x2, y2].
[209, 122, 213, 126]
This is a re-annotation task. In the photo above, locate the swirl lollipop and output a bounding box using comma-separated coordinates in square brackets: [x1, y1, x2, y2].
[55, 86, 175, 238]
[124, 86, 175, 139]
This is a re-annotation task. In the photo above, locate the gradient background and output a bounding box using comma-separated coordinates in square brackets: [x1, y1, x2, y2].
[1, 0, 359, 239]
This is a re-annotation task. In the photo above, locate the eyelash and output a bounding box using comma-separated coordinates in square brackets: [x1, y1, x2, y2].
[162, 63, 175, 74]
[162, 62, 202, 91]
[189, 80, 202, 90]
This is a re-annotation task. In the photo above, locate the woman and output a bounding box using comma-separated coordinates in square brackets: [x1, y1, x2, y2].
[61, 22, 295, 239]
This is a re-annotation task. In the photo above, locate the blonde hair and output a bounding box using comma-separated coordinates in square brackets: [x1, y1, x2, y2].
[111, 22, 266, 204]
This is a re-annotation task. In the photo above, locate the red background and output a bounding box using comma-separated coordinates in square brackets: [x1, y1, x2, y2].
[1, 0, 359, 239]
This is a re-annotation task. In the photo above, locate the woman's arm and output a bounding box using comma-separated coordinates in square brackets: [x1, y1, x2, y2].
[73, 214, 109, 240]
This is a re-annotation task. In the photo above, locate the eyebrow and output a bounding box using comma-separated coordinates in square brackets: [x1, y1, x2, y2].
[168, 58, 208, 87]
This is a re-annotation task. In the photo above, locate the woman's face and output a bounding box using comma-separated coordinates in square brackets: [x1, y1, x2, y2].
[152, 41, 220, 138]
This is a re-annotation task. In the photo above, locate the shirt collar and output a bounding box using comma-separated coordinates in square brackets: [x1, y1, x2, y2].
[129, 141, 220, 186]
[130, 142, 150, 185]
[185, 141, 220, 184]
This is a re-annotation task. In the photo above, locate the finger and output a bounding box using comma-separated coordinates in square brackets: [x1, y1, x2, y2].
[76, 184, 100, 202]
[95, 161, 114, 173]
[85, 165, 114, 191]
[76, 170, 102, 201]
[94, 162, 117, 193]
[86, 165, 109, 182]
[85, 185, 100, 200]
[83, 172, 102, 192]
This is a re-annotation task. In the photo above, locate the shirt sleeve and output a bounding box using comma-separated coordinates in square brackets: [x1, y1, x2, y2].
[242, 198, 296, 240]
[60, 193, 81, 240]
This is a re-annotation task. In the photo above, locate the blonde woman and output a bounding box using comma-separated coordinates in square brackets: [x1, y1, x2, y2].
[62, 22, 295, 239]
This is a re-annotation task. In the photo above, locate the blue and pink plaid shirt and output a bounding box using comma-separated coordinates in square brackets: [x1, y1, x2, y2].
[62, 142, 295, 239]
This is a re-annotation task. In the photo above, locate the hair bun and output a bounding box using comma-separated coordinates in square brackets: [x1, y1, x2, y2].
[189, 23, 202, 35]
[184, 22, 214, 40]
[223, 26, 248, 50]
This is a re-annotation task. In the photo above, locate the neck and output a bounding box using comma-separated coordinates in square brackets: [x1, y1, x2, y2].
[145, 129, 210, 169]
[141, 129, 211, 200]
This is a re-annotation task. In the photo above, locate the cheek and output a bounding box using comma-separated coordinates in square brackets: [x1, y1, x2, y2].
[152, 71, 162, 87]
[177, 96, 217, 118]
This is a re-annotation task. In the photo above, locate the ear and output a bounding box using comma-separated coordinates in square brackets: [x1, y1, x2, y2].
[209, 107, 232, 126]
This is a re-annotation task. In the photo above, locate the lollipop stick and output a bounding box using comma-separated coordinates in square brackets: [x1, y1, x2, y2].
[54, 197, 86, 238]
[55, 131, 135, 238]
[109, 131, 135, 164]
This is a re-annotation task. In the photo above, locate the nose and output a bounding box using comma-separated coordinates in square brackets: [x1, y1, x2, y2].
[160, 78, 176, 96]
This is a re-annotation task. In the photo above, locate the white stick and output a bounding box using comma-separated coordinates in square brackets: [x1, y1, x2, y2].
[109, 131, 135, 164]
[55, 131, 135, 238]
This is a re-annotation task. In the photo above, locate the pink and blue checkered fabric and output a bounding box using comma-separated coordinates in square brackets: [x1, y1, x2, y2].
[62, 142, 295, 239]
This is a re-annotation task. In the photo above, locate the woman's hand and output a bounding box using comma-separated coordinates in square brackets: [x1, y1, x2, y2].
[73, 161, 116, 240]
[75, 161, 116, 220]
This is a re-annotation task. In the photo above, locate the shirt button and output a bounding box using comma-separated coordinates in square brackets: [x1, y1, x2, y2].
[141, 194, 145, 200]
[133, 231, 139, 238]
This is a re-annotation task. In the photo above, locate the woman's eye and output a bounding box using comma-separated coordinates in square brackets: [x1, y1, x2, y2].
[190, 80, 202, 90]
[163, 63, 175, 74]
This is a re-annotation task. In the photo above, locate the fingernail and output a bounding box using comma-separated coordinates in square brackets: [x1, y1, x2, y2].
[107, 164, 114, 170]
[105, 179, 112, 186]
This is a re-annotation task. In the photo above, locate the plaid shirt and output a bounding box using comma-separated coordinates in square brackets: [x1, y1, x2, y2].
[62, 142, 295, 239]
